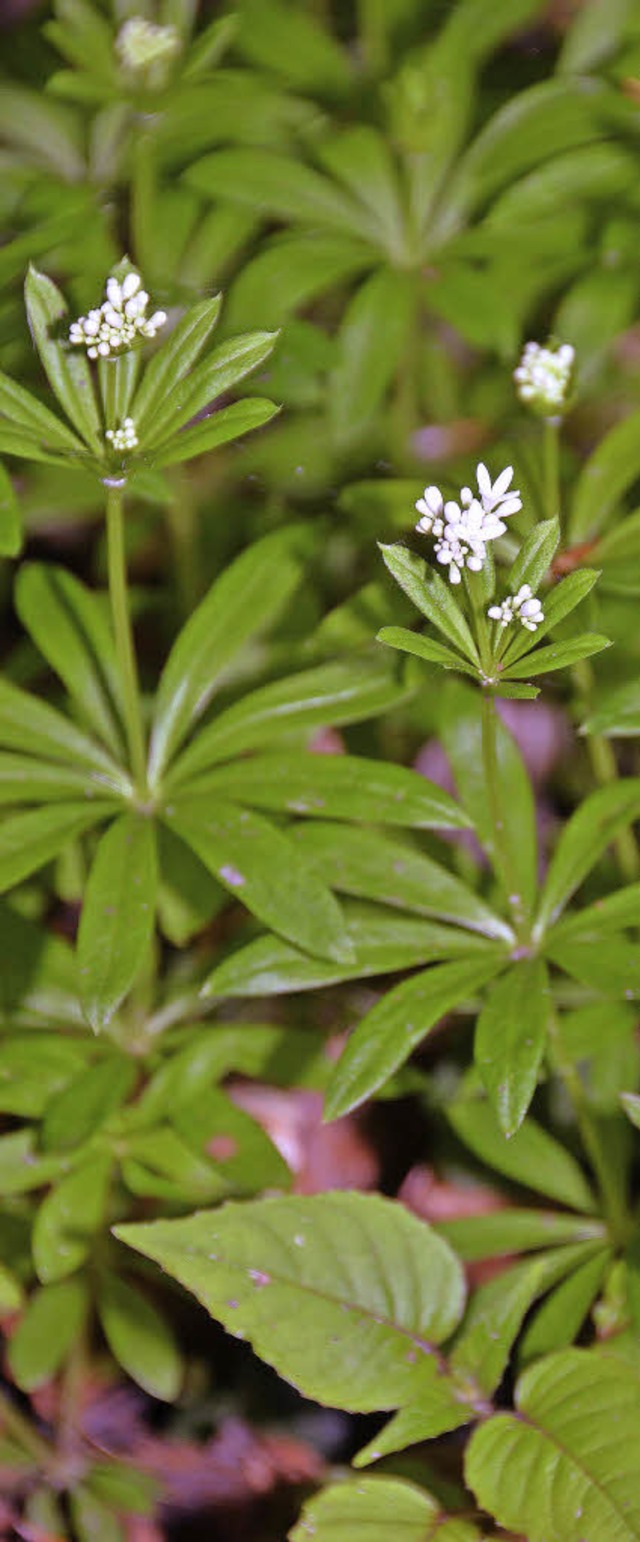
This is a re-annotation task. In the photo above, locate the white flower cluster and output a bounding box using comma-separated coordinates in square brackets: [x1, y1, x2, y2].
[514, 341, 574, 415]
[69, 272, 167, 360]
[106, 417, 138, 453]
[488, 584, 544, 632]
[415, 463, 522, 586]
[116, 16, 181, 73]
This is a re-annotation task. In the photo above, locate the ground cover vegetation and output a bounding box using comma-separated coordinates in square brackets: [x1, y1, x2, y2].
[2, 0, 640, 1537]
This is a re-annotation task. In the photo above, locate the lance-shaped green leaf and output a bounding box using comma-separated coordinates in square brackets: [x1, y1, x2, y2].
[377, 625, 477, 677]
[535, 779, 640, 935]
[77, 814, 157, 1031]
[203, 900, 491, 998]
[121, 1126, 230, 1205]
[8, 1276, 89, 1392]
[519, 1248, 611, 1365]
[0, 367, 87, 453]
[0, 801, 114, 894]
[329, 268, 415, 443]
[166, 657, 406, 787]
[165, 797, 352, 964]
[33, 1149, 112, 1282]
[475, 958, 550, 1135]
[437, 1209, 605, 1260]
[0, 679, 129, 787]
[545, 934, 640, 998]
[236, 0, 350, 92]
[98, 1272, 182, 1402]
[507, 518, 560, 594]
[24, 267, 101, 453]
[143, 331, 278, 449]
[501, 632, 610, 680]
[0, 1034, 88, 1117]
[291, 824, 510, 940]
[448, 1098, 596, 1213]
[16, 564, 124, 756]
[193, 752, 470, 830]
[325, 955, 503, 1121]
[0, 463, 21, 557]
[353, 1375, 475, 1470]
[439, 683, 537, 918]
[380, 545, 479, 664]
[466, 1348, 640, 1541]
[116, 1192, 465, 1412]
[290, 1476, 483, 1542]
[0, 754, 121, 806]
[132, 295, 222, 433]
[148, 526, 307, 784]
[582, 680, 640, 737]
[42, 1056, 136, 1152]
[569, 404, 640, 542]
[153, 398, 279, 466]
[225, 231, 373, 331]
[550, 882, 640, 942]
[187, 148, 373, 240]
[0, 1129, 67, 1195]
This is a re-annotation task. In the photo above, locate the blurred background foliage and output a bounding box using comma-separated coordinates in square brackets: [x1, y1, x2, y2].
[3, 2, 640, 1537]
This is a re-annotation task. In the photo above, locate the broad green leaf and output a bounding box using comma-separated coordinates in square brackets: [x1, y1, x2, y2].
[0, 679, 129, 786]
[164, 797, 352, 964]
[132, 295, 223, 433]
[448, 1098, 596, 1212]
[0, 801, 113, 894]
[70, 1487, 124, 1542]
[290, 824, 510, 940]
[377, 625, 476, 676]
[8, 1276, 88, 1391]
[475, 959, 550, 1135]
[519, 1248, 611, 1365]
[329, 268, 415, 443]
[98, 1272, 182, 1401]
[466, 1348, 640, 1541]
[0, 463, 21, 557]
[203, 899, 492, 998]
[0, 367, 87, 453]
[325, 955, 503, 1120]
[437, 1210, 605, 1261]
[42, 1056, 136, 1152]
[380, 545, 479, 663]
[439, 683, 537, 919]
[582, 681, 640, 737]
[451, 1244, 601, 1395]
[501, 632, 610, 680]
[194, 751, 470, 830]
[507, 518, 560, 594]
[153, 397, 278, 467]
[116, 1192, 465, 1412]
[24, 267, 101, 453]
[569, 406, 640, 542]
[32, 1150, 112, 1283]
[144, 331, 279, 448]
[187, 148, 373, 240]
[289, 1477, 482, 1542]
[15, 564, 124, 755]
[148, 526, 307, 784]
[0, 1034, 87, 1117]
[535, 780, 640, 934]
[77, 814, 157, 1031]
[167, 657, 406, 786]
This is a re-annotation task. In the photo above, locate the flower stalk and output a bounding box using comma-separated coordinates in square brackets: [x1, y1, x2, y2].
[105, 482, 147, 792]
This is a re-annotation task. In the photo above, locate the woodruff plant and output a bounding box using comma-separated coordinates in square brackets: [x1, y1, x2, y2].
[2, 259, 640, 1539]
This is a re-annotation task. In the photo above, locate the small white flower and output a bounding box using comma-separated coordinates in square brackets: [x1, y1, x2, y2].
[514, 340, 574, 415]
[116, 16, 181, 74]
[106, 417, 139, 453]
[488, 583, 544, 632]
[416, 463, 521, 585]
[69, 269, 167, 360]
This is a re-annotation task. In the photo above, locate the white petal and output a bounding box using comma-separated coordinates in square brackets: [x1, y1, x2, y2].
[492, 465, 514, 500]
[495, 496, 522, 519]
[475, 462, 492, 500]
[443, 500, 461, 521]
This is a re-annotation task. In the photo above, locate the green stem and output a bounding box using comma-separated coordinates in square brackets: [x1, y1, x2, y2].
[0, 1386, 57, 1475]
[481, 690, 529, 940]
[106, 483, 147, 791]
[548, 1011, 629, 1244]
[543, 416, 560, 521]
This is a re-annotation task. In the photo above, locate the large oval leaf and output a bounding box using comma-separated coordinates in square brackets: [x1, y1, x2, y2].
[466, 1348, 640, 1541]
[289, 1477, 482, 1542]
[116, 1192, 465, 1413]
